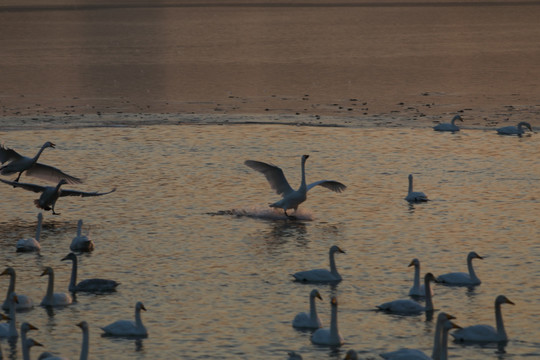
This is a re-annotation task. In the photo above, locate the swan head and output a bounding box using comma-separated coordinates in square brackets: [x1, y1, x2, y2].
[25, 338, 44, 349]
[57, 179, 68, 186]
[0, 267, 14, 276]
[21, 322, 39, 333]
[518, 122, 533, 132]
[40, 267, 53, 277]
[468, 251, 484, 260]
[452, 115, 464, 122]
[76, 321, 88, 330]
[43, 142, 56, 149]
[444, 319, 462, 331]
[310, 289, 323, 301]
[136, 301, 147, 312]
[495, 295, 515, 306]
[424, 272, 438, 283]
[330, 245, 345, 255]
[437, 312, 456, 323]
[408, 258, 420, 267]
[61, 252, 77, 262]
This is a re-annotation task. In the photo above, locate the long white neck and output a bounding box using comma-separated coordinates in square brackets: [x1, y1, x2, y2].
[69, 258, 78, 291]
[22, 339, 31, 360]
[46, 271, 55, 300]
[309, 295, 318, 320]
[329, 250, 339, 276]
[467, 256, 479, 282]
[408, 176, 413, 194]
[495, 301, 507, 340]
[438, 323, 452, 360]
[299, 157, 307, 191]
[32, 144, 49, 163]
[135, 306, 144, 329]
[424, 277, 434, 311]
[412, 263, 420, 291]
[431, 317, 444, 359]
[8, 295, 17, 336]
[329, 302, 339, 343]
[80, 326, 89, 360]
[5, 271, 15, 302]
[77, 220, 83, 237]
[35, 214, 43, 242]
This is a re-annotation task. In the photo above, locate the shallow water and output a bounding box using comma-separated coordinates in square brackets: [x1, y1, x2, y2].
[0, 123, 538, 360]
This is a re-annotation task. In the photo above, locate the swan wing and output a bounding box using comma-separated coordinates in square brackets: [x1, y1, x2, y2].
[245, 160, 294, 196]
[307, 180, 346, 193]
[0, 179, 46, 193]
[26, 163, 82, 184]
[0, 144, 22, 164]
[59, 188, 116, 197]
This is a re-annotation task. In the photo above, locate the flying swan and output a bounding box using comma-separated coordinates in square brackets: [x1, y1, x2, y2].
[496, 121, 533, 135]
[408, 258, 434, 298]
[40, 267, 73, 307]
[292, 245, 345, 283]
[70, 219, 94, 252]
[437, 251, 483, 286]
[1, 267, 34, 311]
[433, 115, 463, 132]
[377, 273, 437, 315]
[244, 155, 346, 217]
[292, 289, 323, 329]
[405, 174, 428, 202]
[311, 296, 344, 346]
[62, 252, 119, 293]
[15, 212, 43, 252]
[101, 301, 148, 337]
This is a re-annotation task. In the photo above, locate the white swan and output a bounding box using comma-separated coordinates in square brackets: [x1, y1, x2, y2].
[408, 258, 434, 298]
[451, 295, 514, 343]
[39, 321, 89, 360]
[496, 121, 533, 135]
[377, 273, 437, 315]
[16, 212, 43, 252]
[101, 301, 148, 337]
[0, 293, 18, 338]
[0, 141, 82, 184]
[22, 338, 44, 360]
[70, 219, 94, 252]
[1, 267, 34, 311]
[292, 245, 345, 283]
[245, 155, 346, 217]
[40, 267, 72, 307]
[433, 115, 463, 132]
[62, 252, 119, 293]
[437, 251, 483, 286]
[292, 289, 323, 329]
[404, 174, 428, 202]
[311, 296, 344, 346]
[0, 179, 116, 215]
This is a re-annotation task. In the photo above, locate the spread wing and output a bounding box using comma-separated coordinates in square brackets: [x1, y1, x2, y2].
[0, 178, 46, 193]
[59, 188, 116, 197]
[307, 180, 347, 193]
[0, 144, 22, 164]
[244, 160, 294, 196]
[26, 163, 83, 184]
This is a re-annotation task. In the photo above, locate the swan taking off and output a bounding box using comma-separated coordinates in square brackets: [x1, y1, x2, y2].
[292, 289, 323, 329]
[452, 295, 514, 343]
[404, 174, 428, 202]
[16, 212, 43, 252]
[433, 114, 463, 132]
[496, 121, 533, 135]
[292, 245, 345, 283]
[377, 273, 437, 315]
[70, 219, 94, 252]
[62, 252, 119, 293]
[1, 267, 34, 311]
[0, 141, 82, 184]
[0, 178, 116, 215]
[437, 251, 483, 286]
[101, 301, 148, 337]
[244, 155, 346, 217]
[408, 258, 434, 298]
[40, 267, 72, 307]
[311, 296, 344, 346]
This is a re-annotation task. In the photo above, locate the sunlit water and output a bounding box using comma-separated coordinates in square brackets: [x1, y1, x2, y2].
[0, 122, 538, 360]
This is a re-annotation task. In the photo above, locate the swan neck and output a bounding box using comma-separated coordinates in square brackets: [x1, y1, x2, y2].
[408, 176, 413, 194]
[8, 296, 16, 334]
[495, 302, 507, 339]
[431, 317, 443, 359]
[413, 264, 420, 289]
[329, 251, 338, 275]
[424, 278, 434, 310]
[33, 144, 48, 162]
[300, 157, 307, 189]
[309, 296, 318, 319]
[77, 220, 82, 237]
[6, 272, 15, 299]
[46, 271, 55, 299]
[329, 302, 339, 342]
[69, 258, 78, 290]
[35, 215, 42, 241]
[80, 327, 89, 360]
[467, 257, 478, 281]
[439, 325, 451, 360]
[135, 307, 144, 328]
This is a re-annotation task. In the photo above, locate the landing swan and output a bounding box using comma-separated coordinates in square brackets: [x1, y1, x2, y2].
[62, 252, 119, 293]
[311, 296, 344, 346]
[433, 115, 463, 132]
[39, 321, 89, 360]
[0, 179, 116, 215]
[70, 219, 94, 252]
[1, 267, 34, 311]
[40, 267, 72, 307]
[0, 293, 18, 338]
[451, 295, 514, 343]
[245, 155, 346, 217]
[101, 301, 148, 337]
[496, 121, 533, 135]
[408, 258, 434, 298]
[0, 142, 82, 184]
[292, 245, 345, 283]
[437, 251, 483, 286]
[16, 212, 43, 252]
[292, 289, 323, 329]
[377, 273, 437, 315]
[404, 174, 428, 202]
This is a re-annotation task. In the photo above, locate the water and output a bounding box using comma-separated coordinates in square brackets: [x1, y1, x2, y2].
[0, 123, 538, 359]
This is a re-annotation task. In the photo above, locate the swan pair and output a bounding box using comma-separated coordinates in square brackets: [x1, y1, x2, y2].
[292, 245, 345, 283]
[1, 267, 34, 311]
[496, 121, 533, 135]
[62, 252, 119, 293]
[310, 296, 344, 346]
[101, 301, 148, 337]
[433, 114, 463, 132]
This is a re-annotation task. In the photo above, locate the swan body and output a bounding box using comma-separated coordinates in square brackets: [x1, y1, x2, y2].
[62, 252, 119, 293]
[496, 121, 533, 135]
[433, 115, 463, 132]
[377, 273, 437, 315]
[1, 267, 34, 311]
[408, 258, 434, 298]
[0, 293, 18, 338]
[101, 301, 148, 337]
[16, 212, 43, 252]
[245, 155, 346, 217]
[292, 245, 345, 283]
[452, 295, 514, 343]
[292, 289, 323, 329]
[311, 296, 344, 346]
[405, 174, 428, 202]
[40, 267, 72, 307]
[70, 219, 94, 252]
[437, 251, 483, 286]
[0, 179, 116, 215]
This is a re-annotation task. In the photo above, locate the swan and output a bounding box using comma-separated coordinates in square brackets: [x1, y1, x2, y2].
[244, 155, 346, 217]
[377, 273, 437, 315]
[451, 295, 514, 343]
[22, 338, 44, 360]
[433, 115, 463, 132]
[0, 293, 18, 338]
[408, 258, 434, 298]
[311, 296, 344, 346]
[496, 121, 533, 135]
[404, 174, 428, 202]
[292, 289, 323, 329]
[21, 322, 39, 349]
[437, 251, 483, 286]
[15, 212, 43, 252]
[1, 267, 34, 311]
[70, 219, 94, 252]
[0, 179, 116, 215]
[101, 301, 148, 337]
[38, 321, 89, 360]
[0, 142, 82, 184]
[292, 245, 345, 283]
[62, 252, 119, 293]
[40, 267, 72, 307]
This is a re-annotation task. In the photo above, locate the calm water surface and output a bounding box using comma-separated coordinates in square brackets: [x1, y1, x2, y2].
[0, 123, 538, 359]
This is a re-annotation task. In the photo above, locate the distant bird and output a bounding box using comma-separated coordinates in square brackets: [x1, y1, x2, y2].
[62, 252, 119, 293]
[1, 267, 34, 311]
[404, 174, 428, 202]
[101, 301, 148, 337]
[40, 267, 72, 307]
[377, 273, 437, 315]
[292, 289, 323, 329]
[408, 258, 434, 298]
[311, 296, 344, 346]
[292, 245, 345, 283]
[0, 141, 82, 184]
[245, 155, 346, 217]
[437, 251, 483, 286]
[433, 114, 463, 132]
[0, 178, 116, 215]
[496, 121, 533, 135]
[16, 212, 43, 252]
[70, 219, 94, 252]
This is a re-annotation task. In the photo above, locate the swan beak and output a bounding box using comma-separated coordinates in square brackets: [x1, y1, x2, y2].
[28, 323, 39, 331]
[476, 254, 484, 260]
[506, 298, 515, 305]
[0, 269, 8, 276]
[61, 255, 69, 261]
[316, 293, 323, 301]
[40, 269, 49, 276]
[408, 261, 414, 267]
[50, 142, 56, 148]
[451, 322, 462, 330]
[445, 313, 456, 320]
[141, 304, 147, 311]
[1, 314, 10, 321]
[338, 247, 346, 254]
[33, 340, 44, 347]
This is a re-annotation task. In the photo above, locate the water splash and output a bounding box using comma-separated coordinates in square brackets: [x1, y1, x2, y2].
[207, 207, 313, 221]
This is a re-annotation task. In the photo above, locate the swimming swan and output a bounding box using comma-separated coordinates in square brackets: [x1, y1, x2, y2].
[15, 212, 43, 252]
[0, 179, 116, 215]
[70, 219, 94, 252]
[292, 245, 345, 283]
[496, 121, 533, 135]
[39, 321, 89, 360]
[0, 141, 82, 184]
[405, 174, 428, 202]
[245, 155, 346, 217]
[0, 293, 18, 338]
[62, 252, 119, 293]
[101, 301, 148, 337]
[451, 295, 514, 343]
[40, 267, 72, 307]
[437, 251, 483, 286]
[377, 273, 437, 315]
[433, 115, 463, 132]
[311, 296, 344, 346]
[408, 258, 434, 298]
[1, 267, 34, 311]
[292, 289, 323, 329]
